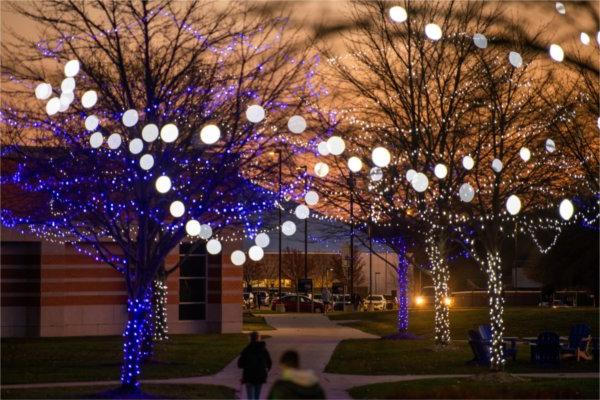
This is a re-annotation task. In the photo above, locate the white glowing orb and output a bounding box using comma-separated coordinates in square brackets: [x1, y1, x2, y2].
[246, 105, 265, 123]
[559, 199, 574, 220]
[200, 124, 220, 144]
[60, 77, 75, 94]
[169, 201, 185, 218]
[314, 162, 329, 178]
[107, 133, 122, 149]
[64, 60, 80, 77]
[85, 115, 99, 131]
[370, 167, 383, 182]
[129, 138, 143, 154]
[155, 176, 172, 194]
[597, 31, 600, 46]
[491, 158, 503, 173]
[411, 172, 429, 192]
[295, 204, 310, 219]
[288, 115, 307, 134]
[459, 183, 475, 202]
[142, 124, 159, 142]
[549, 44, 564, 62]
[317, 141, 330, 156]
[305, 190, 319, 206]
[199, 224, 213, 240]
[473, 33, 488, 49]
[185, 220, 201, 236]
[122, 109, 139, 127]
[462, 155, 474, 170]
[389, 6, 407, 23]
[347, 156, 363, 172]
[46, 97, 61, 115]
[406, 169, 416, 182]
[434, 163, 447, 179]
[506, 195, 521, 215]
[81, 90, 98, 108]
[248, 245, 264, 262]
[545, 138, 556, 153]
[580, 32, 590, 45]
[327, 136, 345, 156]
[89, 132, 103, 148]
[206, 239, 222, 255]
[508, 51, 523, 68]
[139, 154, 154, 170]
[58, 96, 70, 112]
[231, 250, 246, 266]
[282, 220, 297, 236]
[255, 233, 270, 248]
[519, 147, 531, 162]
[372, 146, 391, 167]
[555, 2, 566, 14]
[160, 123, 179, 143]
[35, 83, 52, 100]
[425, 23, 442, 40]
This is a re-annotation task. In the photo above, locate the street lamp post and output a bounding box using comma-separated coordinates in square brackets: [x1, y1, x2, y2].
[276, 150, 285, 313]
[348, 174, 355, 311]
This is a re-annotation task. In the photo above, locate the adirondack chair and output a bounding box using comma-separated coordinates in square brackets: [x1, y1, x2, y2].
[561, 324, 592, 361]
[467, 329, 490, 366]
[530, 331, 561, 366]
[478, 324, 518, 361]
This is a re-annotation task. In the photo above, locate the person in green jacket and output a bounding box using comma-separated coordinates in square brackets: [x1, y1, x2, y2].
[268, 350, 326, 399]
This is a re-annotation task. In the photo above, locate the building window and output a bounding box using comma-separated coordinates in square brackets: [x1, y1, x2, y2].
[178, 243, 207, 320]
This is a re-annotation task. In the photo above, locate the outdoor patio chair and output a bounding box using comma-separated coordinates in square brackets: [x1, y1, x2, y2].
[530, 331, 561, 367]
[467, 329, 490, 366]
[478, 324, 518, 361]
[561, 324, 592, 361]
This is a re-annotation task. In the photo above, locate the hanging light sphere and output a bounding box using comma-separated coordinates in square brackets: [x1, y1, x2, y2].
[389, 6, 407, 23]
[185, 220, 201, 236]
[545, 138, 556, 153]
[317, 141, 330, 156]
[559, 199, 574, 220]
[160, 123, 179, 143]
[169, 201, 185, 218]
[107, 133, 122, 149]
[305, 190, 319, 206]
[425, 23, 442, 40]
[255, 232, 270, 248]
[155, 176, 172, 194]
[199, 224, 213, 240]
[142, 124, 159, 142]
[200, 124, 221, 145]
[35, 83, 52, 100]
[61, 77, 76, 94]
[491, 158, 503, 173]
[411, 172, 429, 192]
[85, 115, 99, 131]
[580, 32, 590, 45]
[295, 204, 310, 220]
[122, 109, 139, 127]
[370, 167, 383, 182]
[248, 245, 264, 262]
[246, 104, 265, 123]
[206, 239, 222, 255]
[46, 97, 61, 116]
[555, 2, 566, 14]
[89, 132, 103, 148]
[139, 154, 155, 170]
[81, 90, 98, 108]
[508, 51, 523, 68]
[462, 155, 475, 170]
[231, 250, 246, 266]
[506, 195, 521, 215]
[314, 162, 329, 178]
[327, 136, 345, 156]
[59, 93, 73, 111]
[459, 183, 475, 202]
[549, 44, 564, 62]
[129, 138, 143, 154]
[287, 115, 307, 134]
[473, 33, 488, 49]
[347, 156, 363, 173]
[64, 60, 80, 77]
[434, 163, 448, 179]
[519, 147, 531, 162]
[406, 169, 416, 182]
[282, 220, 297, 236]
[372, 146, 391, 168]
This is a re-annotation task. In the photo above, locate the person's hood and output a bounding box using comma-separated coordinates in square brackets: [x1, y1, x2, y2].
[281, 368, 320, 387]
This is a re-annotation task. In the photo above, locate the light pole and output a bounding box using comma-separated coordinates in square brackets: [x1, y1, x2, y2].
[276, 150, 284, 313]
[375, 272, 381, 294]
[349, 174, 355, 310]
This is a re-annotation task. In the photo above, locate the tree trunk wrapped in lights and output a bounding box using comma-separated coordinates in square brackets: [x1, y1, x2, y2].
[426, 235, 451, 347]
[484, 250, 505, 370]
[151, 278, 169, 342]
[396, 247, 410, 333]
[121, 292, 152, 391]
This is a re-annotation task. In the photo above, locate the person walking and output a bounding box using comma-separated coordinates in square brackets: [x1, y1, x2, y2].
[321, 287, 331, 314]
[238, 331, 272, 400]
[268, 350, 325, 399]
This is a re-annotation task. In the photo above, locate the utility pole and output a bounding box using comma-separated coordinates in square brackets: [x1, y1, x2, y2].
[278, 150, 282, 300]
[349, 174, 354, 308]
[303, 166, 308, 279]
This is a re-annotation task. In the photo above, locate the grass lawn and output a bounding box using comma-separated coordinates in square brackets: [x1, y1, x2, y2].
[2, 334, 247, 385]
[243, 311, 275, 331]
[1, 384, 235, 399]
[349, 377, 599, 399]
[326, 307, 599, 375]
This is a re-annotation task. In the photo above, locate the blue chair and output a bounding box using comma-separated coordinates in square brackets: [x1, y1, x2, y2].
[467, 329, 490, 366]
[561, 324, 592, 361]
[478, 324, 518, 361]
[531, 331, 561, 367]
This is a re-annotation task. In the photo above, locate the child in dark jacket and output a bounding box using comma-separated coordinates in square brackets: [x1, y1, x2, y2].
[238, 331, 272, 400]
[268, 350, 325, 399]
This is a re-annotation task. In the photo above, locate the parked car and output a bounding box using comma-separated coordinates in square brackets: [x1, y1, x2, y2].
[414, 286, 453, 307]
[333, 294, 351, 311]
[383, 294, 397, 310]
[361, 294, 387, 311]
[253, 290, 270, 306]
[243, 292, 254, 309]
[271, 295, 324, 313]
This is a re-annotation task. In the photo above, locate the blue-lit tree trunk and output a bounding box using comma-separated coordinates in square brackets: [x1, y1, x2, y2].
[121, 292, 153, 391]
[396, 250, 409, 333]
